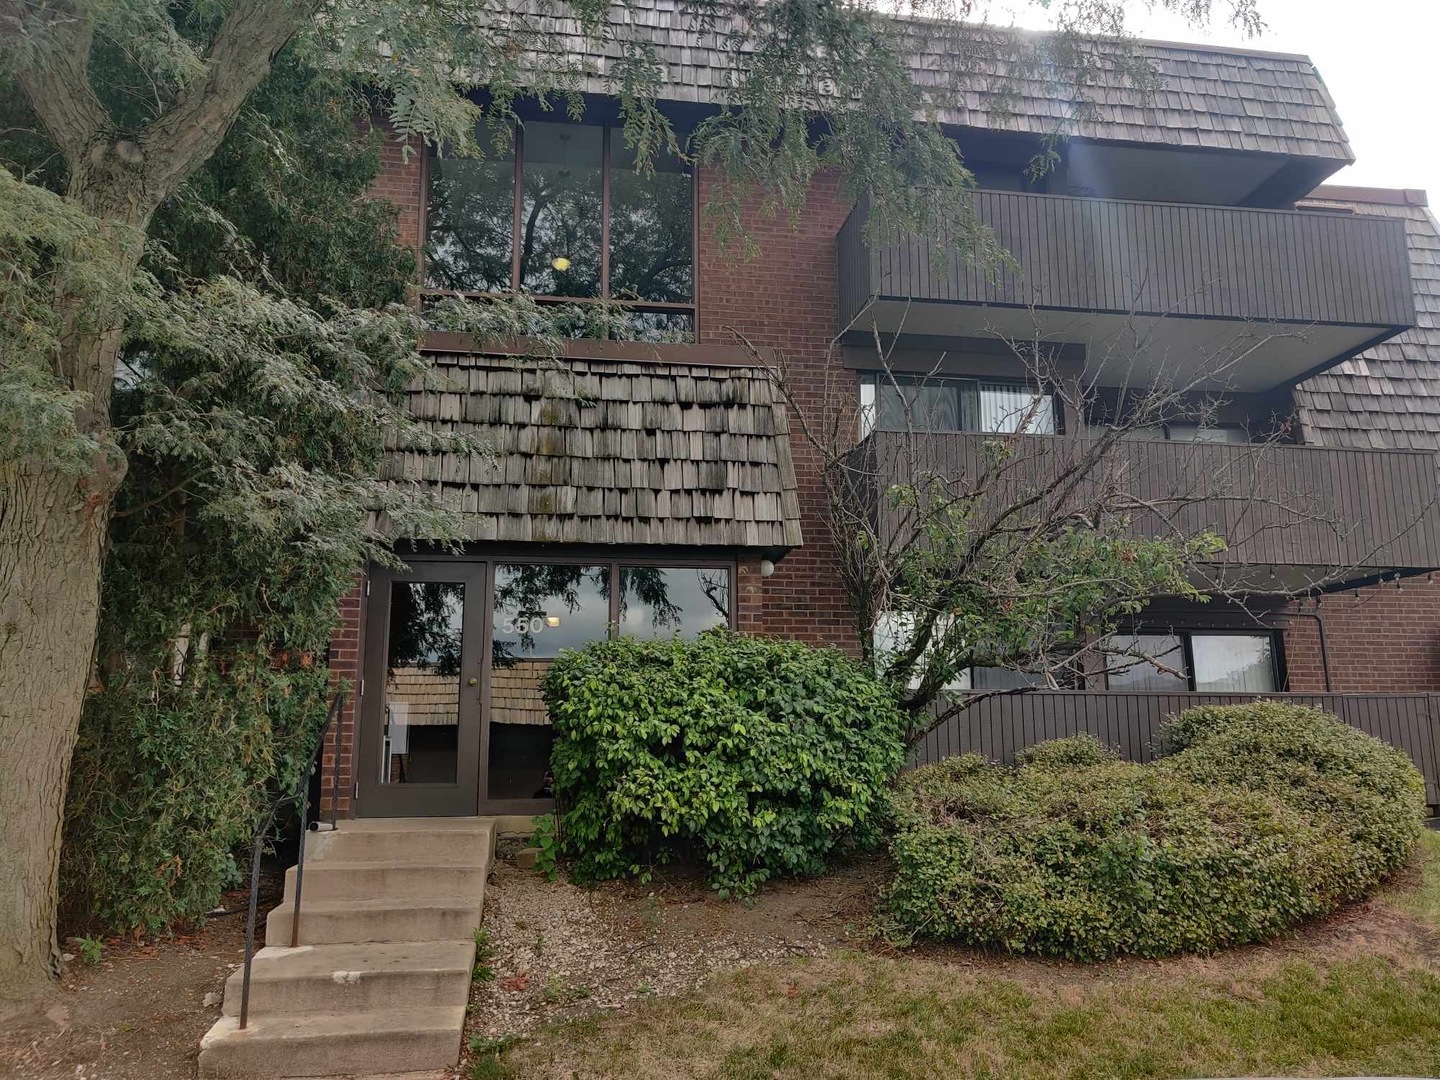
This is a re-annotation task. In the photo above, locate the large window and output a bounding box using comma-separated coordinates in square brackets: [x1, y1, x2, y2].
[424, 121, 695, 340]
[860, 374, 1056, 437]
[1105, 631, 1278, 692]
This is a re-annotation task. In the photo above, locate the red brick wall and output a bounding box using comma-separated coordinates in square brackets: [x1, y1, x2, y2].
[373, 131, 425, 257]
[1281, 578, 1440, 693]
[697, 171, 860, 652]
[320, 578, 366, 819]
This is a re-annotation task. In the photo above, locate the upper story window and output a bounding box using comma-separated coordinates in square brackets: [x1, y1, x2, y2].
[423, 121, 695, 341]
[859, 373, 1056, 439]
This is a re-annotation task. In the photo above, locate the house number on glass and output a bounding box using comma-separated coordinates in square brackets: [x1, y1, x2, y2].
[500, 614, 561, 635]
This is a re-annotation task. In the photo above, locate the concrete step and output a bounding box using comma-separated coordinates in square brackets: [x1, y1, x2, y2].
[221, 941, 476, 1016]
[267, 895, 485, 946]
[315, 818, 496, 863]
[283, 859, 489, 902]
[198, 1005, 466, 1077]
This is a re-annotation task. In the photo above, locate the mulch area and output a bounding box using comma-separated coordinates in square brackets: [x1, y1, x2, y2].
[0, 871, 283, 1080]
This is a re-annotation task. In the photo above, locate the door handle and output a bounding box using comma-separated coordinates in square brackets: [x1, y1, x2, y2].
[468, 677, 478, 686]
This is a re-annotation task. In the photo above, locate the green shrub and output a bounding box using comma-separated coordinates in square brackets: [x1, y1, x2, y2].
[1160, 702, 1426, 894]
[61, 652, 330, 934]
[883, 704, 1426, 960]
[543, 631, 907, 896]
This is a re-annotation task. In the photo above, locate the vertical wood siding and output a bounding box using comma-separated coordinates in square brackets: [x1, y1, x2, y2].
[863, 431, 1440, 573]
[913, 691, 1440, 804]
[838, 192, 1415, 329]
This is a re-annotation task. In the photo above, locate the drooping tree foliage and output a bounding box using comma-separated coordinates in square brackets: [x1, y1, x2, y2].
[0, 0, 1260, 992]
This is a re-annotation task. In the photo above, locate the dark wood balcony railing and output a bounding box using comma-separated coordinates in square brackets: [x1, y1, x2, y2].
[857, 431, 1440, 581]
[913, 691, 1440, 804]
[837, 191, 1415, 332]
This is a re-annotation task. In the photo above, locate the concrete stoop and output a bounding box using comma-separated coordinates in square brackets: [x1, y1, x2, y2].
[198, 817, 496, 1078]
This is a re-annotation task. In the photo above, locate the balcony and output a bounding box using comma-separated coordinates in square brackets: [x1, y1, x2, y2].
[855, 430, 1440, 591]
[914, 691, 1440, 804]
[837, 192, 1416, 391]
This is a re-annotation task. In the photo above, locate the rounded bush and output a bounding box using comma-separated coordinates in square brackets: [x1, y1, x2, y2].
[1160, 702, 1426, 893]
[882, 703, 1425, 960]
[543, 631, 908, 896]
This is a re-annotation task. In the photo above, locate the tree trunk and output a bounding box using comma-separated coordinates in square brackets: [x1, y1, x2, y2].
[0, 460, 111, 998]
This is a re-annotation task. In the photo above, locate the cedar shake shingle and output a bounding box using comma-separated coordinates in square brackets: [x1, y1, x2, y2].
[1295, 190, 1440, 452]
[380, 355, 804, 550]
[489, 0, 1351, 163]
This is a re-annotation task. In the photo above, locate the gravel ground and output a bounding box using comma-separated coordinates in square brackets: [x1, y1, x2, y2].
[464, 841, 883, 1042]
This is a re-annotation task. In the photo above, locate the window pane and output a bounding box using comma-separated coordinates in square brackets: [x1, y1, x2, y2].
[619, 567, 730, 639]
[489, 564, 611, 802]
[382, 581, 465, 785]
[876, 377, 961, 431]
[519, 123, 602, 298]
[978, 382, 1055, 434]
[970, 666, 1046, 689]
[617, 310, 694, 343]
[1191, 634, 1275, 692]
[1106, 633, 1189, 691]
[491, 563, 610, 661]
[424, 149, 515, 292]
[608, 130, 693, 304]
[1169, 424, 1247, 443]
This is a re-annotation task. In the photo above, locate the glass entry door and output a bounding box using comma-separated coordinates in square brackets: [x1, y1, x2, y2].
[482, 563, 611, 812]
[357, 563, 484, 816]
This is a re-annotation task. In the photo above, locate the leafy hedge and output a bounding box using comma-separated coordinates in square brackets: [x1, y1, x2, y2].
[61, 654, 330, 933]
[543, 631, 907, 896]
[883, 705, 1426, 960]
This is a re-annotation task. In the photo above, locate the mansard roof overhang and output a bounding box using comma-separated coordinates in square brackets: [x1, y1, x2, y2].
[489, 2, 1353, 167]
[377, 343, 803, 556]
[838, 191, 1417, 394]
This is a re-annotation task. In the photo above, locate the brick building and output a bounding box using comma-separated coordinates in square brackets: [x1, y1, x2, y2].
[320, 21, 1440, 820]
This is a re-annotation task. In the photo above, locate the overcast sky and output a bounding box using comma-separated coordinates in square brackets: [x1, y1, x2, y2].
[998, 0, 1439, 196]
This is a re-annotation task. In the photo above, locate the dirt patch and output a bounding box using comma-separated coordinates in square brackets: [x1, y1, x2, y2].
[0, 875, 283, 1080]
[464, 843, 882, 1045]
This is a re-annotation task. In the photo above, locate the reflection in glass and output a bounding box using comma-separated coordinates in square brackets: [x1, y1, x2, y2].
[619, 567, 730, 639]
[1192, 634, 1275, 692]
[488, 564, 611, 801]
[382, 581, 465, 785]
[969, 666, 1046, 690]
[608, 130, 693, 304]
[876, 378, 963, 432]
[424, 148, 515, 292]
[519, 123, 602, 298]
[1105, 633, 1189, 692]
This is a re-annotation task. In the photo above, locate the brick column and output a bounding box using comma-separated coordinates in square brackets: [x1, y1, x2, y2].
[321, 576, 367, 819]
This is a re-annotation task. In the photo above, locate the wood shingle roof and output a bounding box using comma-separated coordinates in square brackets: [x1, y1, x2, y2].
[385, 354, 802, 549]
[498, 0, 1351, 162]
[1295, 189, 1440, 452]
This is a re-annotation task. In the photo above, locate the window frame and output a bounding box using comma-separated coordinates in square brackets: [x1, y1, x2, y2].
[419, 123, 700, 336]
[1103, 629, 1282, 692]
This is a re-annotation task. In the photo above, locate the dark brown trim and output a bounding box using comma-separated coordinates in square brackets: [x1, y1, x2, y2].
[510, 125, 524, 289]
[419, 332, 774, 368]
[600, 127, 611, 299]
[843, 345, 1086, 382]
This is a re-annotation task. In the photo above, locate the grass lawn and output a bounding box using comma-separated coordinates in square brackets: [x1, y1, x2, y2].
[473, 832, 1440, 1079]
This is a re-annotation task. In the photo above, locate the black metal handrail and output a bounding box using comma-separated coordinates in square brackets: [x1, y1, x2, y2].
[238, 690, 347, 1030]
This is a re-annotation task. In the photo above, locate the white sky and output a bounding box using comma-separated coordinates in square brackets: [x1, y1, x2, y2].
[998, 0, 1440, 195]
